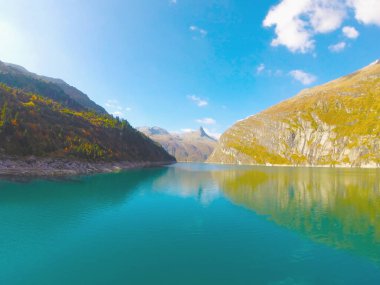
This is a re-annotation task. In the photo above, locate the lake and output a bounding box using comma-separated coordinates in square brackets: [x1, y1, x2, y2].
[1, 163, 380, 285]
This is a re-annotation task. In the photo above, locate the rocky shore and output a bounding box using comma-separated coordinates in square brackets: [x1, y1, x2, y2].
[0, 156, 174, 178]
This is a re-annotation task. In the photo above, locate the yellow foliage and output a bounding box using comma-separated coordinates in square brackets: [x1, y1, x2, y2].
[23, 101, 35, 107]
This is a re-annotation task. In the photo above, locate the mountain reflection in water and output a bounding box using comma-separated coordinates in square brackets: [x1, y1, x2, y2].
[159, 164, 380, 263]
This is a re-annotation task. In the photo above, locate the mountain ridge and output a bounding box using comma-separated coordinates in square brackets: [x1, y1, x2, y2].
[0, 60, 107, 114]
[0, 61, 176, 172]
[138, 126, 217, 162]
[208, 60, 380, 168]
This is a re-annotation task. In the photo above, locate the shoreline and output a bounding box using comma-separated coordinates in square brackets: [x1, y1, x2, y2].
[204, 161, 380, 169]
[0, 157, 175, 178]
[1, 157, 378, 179]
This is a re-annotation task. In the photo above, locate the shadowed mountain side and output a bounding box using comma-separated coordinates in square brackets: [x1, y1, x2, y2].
[208, 60, 380, 167]
[138, 127, 217, 162]
[0, 83, 175, 164]
[0, 60, 106, 114]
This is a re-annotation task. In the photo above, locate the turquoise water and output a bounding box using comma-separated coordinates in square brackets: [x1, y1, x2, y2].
[1, 163, 380, 285]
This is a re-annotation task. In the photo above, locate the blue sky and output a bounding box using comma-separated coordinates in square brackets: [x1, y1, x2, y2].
[0, 0, 379, 137]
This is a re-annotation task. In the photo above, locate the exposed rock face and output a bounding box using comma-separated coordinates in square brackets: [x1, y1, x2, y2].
[139, 127, 217, 162]
[208, 60, 380, 167]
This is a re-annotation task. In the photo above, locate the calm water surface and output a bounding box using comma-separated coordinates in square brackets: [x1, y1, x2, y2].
[1, 163, 380, 285]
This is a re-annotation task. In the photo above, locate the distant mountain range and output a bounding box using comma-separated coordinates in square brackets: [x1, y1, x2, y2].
[0, 60, 175, 164]
[208, 60, 380, 167]
[138, 126, 217, 162]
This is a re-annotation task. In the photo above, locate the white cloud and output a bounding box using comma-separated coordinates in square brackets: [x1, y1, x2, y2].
[263, 0, 346, 53]
[329, 41, 347, 52]
[170, 0, 177, 4]
[348, 0, 380, 25]
[187, 95, 208, 107]
[256, 64, 284, 77]
[196, 118, 216, 125]
[112, 111, 123, 117]
[289, 70, 317, 85]
[105, 99, 131, 118]
[203, 128, 221, 139]
[256, 63, 265, 74]
[181, 128, 194, 133]
[189, 25, 207, 38]
[263, 0, 379, 53]
[342, 26, 359, 38]
[263, 0, 313, 53]
[309, 1, 347, 33]
[105, 99, 121, 109]
[255, 62, 285, 77]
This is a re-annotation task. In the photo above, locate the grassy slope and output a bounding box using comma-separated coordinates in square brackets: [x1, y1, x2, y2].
[209, 62, 380, 166]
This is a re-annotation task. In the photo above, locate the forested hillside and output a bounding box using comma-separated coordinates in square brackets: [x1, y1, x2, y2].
[0, 83, 175, 163]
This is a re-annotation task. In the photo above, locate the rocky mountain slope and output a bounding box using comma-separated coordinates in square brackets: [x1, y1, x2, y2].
[0, 62, 175, 166]
[0, 60, 106, 114]
[138, 127, 217, 162]
[208, 60, 380, 167]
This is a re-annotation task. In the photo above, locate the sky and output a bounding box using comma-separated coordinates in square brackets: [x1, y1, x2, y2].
[0, 0, 379, 137]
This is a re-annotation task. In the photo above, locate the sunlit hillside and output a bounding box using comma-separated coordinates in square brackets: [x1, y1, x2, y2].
[209, 61, 380, 167]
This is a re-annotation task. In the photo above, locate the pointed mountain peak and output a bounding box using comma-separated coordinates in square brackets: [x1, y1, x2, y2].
[198, 126, 217, 141]
[199, 126, 207, 137]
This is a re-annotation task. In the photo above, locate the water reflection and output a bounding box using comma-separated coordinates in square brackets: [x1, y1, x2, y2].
[212, 166, 380, 263]
[153, 164, 220, 205]
[152, 164, 380, 263]
[1, 165, 380, 264]
[0, 164, 379, 285]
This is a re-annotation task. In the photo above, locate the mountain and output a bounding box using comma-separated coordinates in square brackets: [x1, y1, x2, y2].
[138, 126, 217, 162]
[0, 60, 107, 114]
[208, 60, 380, 167]
[0, 68, 175, 165]
[138, 126, 170, 136]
